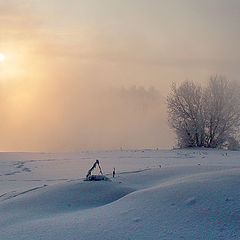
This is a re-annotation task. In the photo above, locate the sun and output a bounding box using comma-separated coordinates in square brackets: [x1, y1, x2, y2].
[0, 53, 5, 61]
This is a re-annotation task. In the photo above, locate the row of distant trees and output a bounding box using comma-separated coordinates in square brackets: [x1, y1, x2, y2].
[167, 76, 240, 150]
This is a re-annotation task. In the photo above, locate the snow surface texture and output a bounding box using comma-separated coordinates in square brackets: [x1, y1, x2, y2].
[0, 149, 240, 239]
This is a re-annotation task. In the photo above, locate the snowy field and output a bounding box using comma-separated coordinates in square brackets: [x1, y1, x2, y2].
[0, 149, 240, 239]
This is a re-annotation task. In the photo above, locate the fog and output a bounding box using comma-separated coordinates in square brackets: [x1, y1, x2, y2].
[0, 0, 239, 151]
[0, 69, 170, 151]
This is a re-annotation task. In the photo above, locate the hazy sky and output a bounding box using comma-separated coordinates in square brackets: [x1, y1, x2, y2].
[0, 0, 239, 151]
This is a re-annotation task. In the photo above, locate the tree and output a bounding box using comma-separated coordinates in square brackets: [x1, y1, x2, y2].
[167, 76, 240, 149]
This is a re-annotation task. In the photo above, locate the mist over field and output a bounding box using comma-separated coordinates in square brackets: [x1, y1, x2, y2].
[0, 0, 240, 151]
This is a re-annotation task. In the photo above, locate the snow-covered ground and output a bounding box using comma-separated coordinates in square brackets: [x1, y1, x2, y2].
[0, 149, 240, 239]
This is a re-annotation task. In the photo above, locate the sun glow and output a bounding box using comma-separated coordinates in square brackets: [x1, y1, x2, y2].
[0, 53, 5, 61]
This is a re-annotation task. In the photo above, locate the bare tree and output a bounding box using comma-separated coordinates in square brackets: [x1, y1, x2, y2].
[204, 76, 240, 148]
[167, 81, 205, 148]
[167, 76, 240, 149]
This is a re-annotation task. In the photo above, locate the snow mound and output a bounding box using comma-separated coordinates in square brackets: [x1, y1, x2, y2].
[1, 149, 240, 239]
[0, 179, 135, 228]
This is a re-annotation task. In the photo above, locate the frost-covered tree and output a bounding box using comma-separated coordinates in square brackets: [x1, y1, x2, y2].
[167, 76, 240, 149]
[203, 76, 240, 148]
[167, 81, 205, 148]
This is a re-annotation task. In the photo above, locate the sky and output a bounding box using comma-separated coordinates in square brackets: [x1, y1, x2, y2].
[0, 0, 239, 151]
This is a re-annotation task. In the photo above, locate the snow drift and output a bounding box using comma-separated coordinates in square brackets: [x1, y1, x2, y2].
[0, 149, 240, 239]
